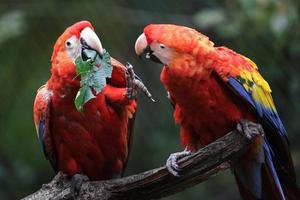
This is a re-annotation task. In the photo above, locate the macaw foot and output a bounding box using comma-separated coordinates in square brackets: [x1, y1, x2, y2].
[70, 174, 89, 199]
[236, 119, 264, 140]
[166, 147, 192, 177]
[125, 62, 155, 102]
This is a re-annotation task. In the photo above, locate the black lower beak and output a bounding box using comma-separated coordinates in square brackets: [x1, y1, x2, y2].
[140, 46, 162, 64]
[80, 38, 102, 61]
[81, 49, 90, 61]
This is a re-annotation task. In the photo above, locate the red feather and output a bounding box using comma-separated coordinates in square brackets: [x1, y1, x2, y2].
[34, 21, 136, 180]
[161, 67, 256, 150]
[144, 24, 299, 199]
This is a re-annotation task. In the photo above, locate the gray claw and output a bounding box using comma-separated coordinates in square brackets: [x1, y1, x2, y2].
[166, 148, 191, 177]
[236, 119, 264, 140]
[70, 174, 89, 199]
[125, 62, 155, 102]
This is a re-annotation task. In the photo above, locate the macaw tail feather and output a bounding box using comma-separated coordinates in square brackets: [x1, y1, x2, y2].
[234, 161, 285, 200]
[279, 174, 300, 200]
[234, 164, 283, 200]
[233, 140, 300, 200]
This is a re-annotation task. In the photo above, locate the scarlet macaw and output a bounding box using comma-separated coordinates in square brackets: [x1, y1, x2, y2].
[135, 24, 300, 200]
[33, 21, 150, 195]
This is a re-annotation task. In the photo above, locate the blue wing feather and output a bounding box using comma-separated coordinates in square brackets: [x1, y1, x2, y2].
[215, 47, 297, 199]
[228, 77, 288, 140]
[263, 141, 285, 199]
[38, 120, 46, 154]
[34, 85, 56, 170]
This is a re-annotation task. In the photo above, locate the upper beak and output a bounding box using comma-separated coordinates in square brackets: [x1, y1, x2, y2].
[135, 33, 148, 57]
[134, 33, 162, 64]
[80, 27, 103, 55]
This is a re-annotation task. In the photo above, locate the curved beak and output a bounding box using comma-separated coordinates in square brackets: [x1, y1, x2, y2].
[80, 27, 103, 56]
[135, 33, 162, 64]
[135, 33, 148, 56]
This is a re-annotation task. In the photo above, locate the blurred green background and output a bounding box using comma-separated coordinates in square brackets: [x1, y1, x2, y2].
[0, 0, 300, 199]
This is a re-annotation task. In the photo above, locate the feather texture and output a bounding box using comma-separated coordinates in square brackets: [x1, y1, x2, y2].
[143, 24, 299, 199]
[34, 21, 136, 180]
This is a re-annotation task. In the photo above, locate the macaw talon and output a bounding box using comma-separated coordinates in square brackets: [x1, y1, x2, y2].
[125, 62, 155, 102]
[236, 119, 264, 140]
[70, 174, 89, 199]
[166, 147, 191, 177]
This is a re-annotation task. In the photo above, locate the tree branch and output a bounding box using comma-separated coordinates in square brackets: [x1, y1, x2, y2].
[23, 129, 256, 200]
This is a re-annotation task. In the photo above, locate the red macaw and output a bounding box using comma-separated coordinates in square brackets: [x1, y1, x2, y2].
[135, 24, 300, 200]
[33, 21, 149, 195]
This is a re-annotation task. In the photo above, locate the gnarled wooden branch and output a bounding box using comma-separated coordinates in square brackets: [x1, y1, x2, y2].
[23, 129, 255, 200]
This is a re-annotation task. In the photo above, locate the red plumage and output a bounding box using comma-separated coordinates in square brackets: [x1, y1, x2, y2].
[160, 51, 295, 199]
[34, 21, 136, 180]
[161, 67, 256, 150]
[136, 24, 300, 199]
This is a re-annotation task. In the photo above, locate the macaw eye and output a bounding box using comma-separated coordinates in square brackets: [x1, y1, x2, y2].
[66, 41, 72, 47]
[65, 40, 73, 48]
[65, 36, 77, 49]
[159, 44, 165, 49]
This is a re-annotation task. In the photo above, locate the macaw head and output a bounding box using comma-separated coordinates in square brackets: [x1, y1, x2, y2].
[51, 21, 103, 75]
[135, 24, 214, 66]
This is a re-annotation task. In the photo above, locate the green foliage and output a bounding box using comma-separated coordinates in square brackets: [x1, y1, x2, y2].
[194, 0, 297, 39]
[74, 49, 112, 111]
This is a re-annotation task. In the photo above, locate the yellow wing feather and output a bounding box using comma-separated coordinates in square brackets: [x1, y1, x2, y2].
[239, 57, 275, 111]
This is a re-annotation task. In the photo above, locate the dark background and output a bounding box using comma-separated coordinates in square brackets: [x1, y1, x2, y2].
[0, 0, 299, 199]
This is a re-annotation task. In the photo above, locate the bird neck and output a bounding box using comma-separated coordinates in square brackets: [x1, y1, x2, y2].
[48, 61, 80, 100]
[159, 50, 217, 105]
[161, 51, 213, 82]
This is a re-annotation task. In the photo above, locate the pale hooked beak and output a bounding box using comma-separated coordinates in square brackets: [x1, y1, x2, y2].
[135, 33, 148, 56]
[80, 27, 103, 55]
[135, 33, 162, 64]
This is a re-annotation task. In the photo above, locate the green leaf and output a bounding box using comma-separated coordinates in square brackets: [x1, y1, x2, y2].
[74, 48, 113, 111]
[75, 57, 92, 75]
[91, 49, 112, 93]
[74, 86, 95, 111]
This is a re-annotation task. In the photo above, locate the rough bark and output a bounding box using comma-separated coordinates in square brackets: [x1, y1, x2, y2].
[23, 128, 257, 200]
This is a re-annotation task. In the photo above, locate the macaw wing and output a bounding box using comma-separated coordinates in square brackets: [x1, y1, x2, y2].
[214, 47, 295, 179]
[121, 112, 136, 177]
[109, 57, 137, 175]
[108, 57, 141, 177]
[33, 85, 57, 171]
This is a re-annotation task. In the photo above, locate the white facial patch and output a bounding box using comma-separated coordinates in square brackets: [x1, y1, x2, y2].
[65, 35, 80, 60]
[150, 42, 173, 66]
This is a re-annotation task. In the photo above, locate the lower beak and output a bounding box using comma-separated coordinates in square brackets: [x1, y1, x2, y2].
[139, 46, 162, 64]
[80, 27, 103, 56]
[135, 33, 162, 64]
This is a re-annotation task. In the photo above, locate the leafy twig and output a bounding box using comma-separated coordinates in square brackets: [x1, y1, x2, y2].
[74, 49, 112, 111]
